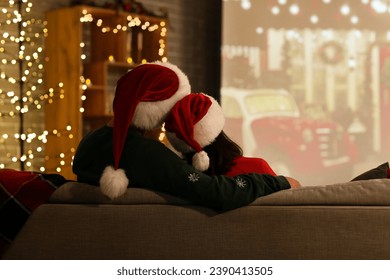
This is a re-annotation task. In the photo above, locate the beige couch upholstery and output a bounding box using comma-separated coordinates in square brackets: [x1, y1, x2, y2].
[3, 179, 390, 260]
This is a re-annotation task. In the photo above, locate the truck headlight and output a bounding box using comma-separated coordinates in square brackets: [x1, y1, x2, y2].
[302, 128, 314, 143]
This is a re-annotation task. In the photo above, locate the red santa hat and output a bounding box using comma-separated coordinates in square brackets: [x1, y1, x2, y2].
[100, 61, 191, 199]
[164, 93, 225, 172]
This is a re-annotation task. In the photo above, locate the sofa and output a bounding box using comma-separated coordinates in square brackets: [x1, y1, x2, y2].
[3, 177, 390, 260]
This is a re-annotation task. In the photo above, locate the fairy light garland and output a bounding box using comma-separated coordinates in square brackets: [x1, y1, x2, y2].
[237, 0, 390, 31]
[79, 9, 168, 63]
[0, 123, 75, 171]
[0, 0, 70, 173]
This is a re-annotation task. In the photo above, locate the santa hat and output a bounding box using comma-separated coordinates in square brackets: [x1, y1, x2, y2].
[100, 61, 191, 199]
[164, 93, 225, 172]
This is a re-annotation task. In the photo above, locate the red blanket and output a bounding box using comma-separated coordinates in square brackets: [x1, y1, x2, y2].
[0, 169, 66, 256]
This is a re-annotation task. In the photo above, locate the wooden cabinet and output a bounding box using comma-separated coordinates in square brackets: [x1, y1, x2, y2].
[44, 5, 168, 179]
[82, 61, 130, 132]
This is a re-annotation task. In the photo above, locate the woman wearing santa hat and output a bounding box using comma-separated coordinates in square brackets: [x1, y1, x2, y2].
[72, 61, 299, 212]
[164, 92, 280, 177]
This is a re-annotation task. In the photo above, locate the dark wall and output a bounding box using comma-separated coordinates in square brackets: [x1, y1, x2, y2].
[169, 1, 222, 101]
[133, 0, 222, 100]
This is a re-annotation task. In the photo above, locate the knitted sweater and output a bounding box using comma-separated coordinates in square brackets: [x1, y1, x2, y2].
[72, 126, 290, 212]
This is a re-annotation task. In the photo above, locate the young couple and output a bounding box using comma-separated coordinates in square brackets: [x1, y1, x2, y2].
[74, 61, 361, 212]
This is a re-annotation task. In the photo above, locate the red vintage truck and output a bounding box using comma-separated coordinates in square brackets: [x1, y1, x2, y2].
[221, 87, 359, 185]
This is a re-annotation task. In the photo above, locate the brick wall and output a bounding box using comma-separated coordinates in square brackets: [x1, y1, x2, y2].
[141, 0, 222, 96]
[0, 0, 221, 171]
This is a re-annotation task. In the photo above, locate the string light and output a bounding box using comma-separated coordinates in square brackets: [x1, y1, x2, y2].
[79, 11, 167, 62]
[351, 16, 359, 24]
[264, 0, 390, 27]
[289, 4, 299, 15]
[241, 0, 251, 10]
[371, 0, 388, 13]
[0, 0, 68, 172]
[310, 15, 319, 24]
[340, 4, 351, 15]
[271, 6, 280, 15]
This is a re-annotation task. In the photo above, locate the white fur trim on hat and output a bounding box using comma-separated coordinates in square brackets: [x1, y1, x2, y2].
[192, 150, 210, 172]
[132, 61, 191, 129]
[193, 95, 225, 147]
[99, 166, 129, 199]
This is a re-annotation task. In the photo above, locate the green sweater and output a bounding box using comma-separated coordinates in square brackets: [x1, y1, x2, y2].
[72, 126, 291, 212]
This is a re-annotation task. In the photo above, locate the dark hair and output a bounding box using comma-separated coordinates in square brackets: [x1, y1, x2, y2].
[184, 131, 243, 175]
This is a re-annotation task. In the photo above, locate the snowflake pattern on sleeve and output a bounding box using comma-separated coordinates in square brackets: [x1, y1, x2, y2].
[235, 177, 247, 188]
[188, 172, 200, 182]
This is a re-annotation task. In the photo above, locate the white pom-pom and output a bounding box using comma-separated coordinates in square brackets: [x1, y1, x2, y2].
[192, 151, 210, 172]
[99, 166, 129, 199]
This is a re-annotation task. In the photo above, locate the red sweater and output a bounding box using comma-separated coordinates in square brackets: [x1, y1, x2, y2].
[225, 156, 277, 177]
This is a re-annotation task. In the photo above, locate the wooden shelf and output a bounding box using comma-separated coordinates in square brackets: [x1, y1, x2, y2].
[83, 60, 134, 118]
[85, 85, 105, 91]
[77, 5, 165, 22]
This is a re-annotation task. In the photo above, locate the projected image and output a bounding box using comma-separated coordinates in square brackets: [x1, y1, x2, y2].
[222, 0, 390, 184]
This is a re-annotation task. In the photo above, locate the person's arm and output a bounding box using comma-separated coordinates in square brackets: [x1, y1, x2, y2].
[127, 138, 293, 212]
[73, 128, 295, 212]
[284, 176, 301, 189]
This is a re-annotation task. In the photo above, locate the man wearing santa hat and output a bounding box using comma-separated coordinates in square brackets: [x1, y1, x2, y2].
[72, 61, 300, 212]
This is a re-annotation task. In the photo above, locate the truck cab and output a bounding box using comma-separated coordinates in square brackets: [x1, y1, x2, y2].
[221, 87, 359, 184]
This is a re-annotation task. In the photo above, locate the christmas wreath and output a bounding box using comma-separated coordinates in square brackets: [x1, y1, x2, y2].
[319, 41, 344, 65]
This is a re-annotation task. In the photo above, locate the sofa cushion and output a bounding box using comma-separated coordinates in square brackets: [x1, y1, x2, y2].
[252, 178, 390, 206]
[50, 178, 390, 207]
[49, 182, 190, 205]
[0, 169, 66, 256]
[350, 162, 389, 181]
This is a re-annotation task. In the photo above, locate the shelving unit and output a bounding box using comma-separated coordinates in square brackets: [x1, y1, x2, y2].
[82, 61, 133, 133]
[44, 5, 168, 179]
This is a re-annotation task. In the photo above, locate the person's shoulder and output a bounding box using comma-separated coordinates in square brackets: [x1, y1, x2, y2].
[235, 156, 267, 165]
[77, 125, 111, 145]
[231, 156, 276, 176]
[86, 125, 112, 137]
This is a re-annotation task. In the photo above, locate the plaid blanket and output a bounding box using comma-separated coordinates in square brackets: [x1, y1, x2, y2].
[0, 169, 66, 257]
